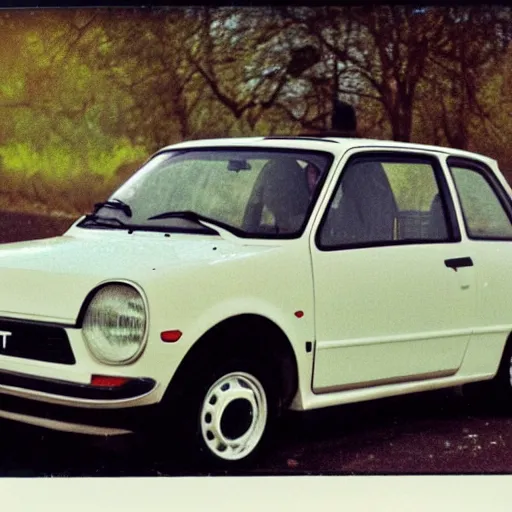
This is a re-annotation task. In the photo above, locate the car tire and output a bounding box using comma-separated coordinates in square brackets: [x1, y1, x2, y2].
[463, 340, 512, 411]
[489, 340, 512, 406]
[161, 353, 281, 470]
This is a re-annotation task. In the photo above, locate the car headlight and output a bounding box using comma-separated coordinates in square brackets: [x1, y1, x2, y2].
[82, 283, 148, 365]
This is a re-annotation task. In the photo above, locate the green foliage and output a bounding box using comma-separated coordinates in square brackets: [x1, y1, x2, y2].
[0, 7, 510, 218]
[384, 163, 438, 211]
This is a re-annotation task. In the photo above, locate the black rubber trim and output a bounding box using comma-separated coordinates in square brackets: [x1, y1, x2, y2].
[0, 370, 155, 400]
[0, 392, 160, 432]
[444, 257, 473, 270]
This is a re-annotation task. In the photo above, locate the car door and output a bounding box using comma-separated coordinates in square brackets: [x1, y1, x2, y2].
[444, 157, 512, 376]
[310, 150, 477, 393]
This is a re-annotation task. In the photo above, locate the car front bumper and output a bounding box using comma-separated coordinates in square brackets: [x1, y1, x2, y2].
[0, 370, 160, 435]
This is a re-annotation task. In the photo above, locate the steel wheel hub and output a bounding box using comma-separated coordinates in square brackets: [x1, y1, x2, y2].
[200, 371, 267, 461]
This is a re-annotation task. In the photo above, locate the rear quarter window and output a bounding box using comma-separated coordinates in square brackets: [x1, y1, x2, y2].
[450, 164, 512, 239]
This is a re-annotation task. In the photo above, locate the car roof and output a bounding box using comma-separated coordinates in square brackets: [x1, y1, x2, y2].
[159, 136, 497, 167]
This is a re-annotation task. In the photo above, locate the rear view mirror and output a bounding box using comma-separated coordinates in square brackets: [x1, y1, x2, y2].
[227, 160, 252, 172]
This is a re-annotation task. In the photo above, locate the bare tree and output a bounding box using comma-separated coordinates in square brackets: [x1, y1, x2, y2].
[281, 6, 511, 142]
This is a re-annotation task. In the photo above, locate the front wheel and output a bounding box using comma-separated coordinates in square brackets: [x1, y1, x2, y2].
[163, 357, 280, 468]
[199, 371, 269, 462]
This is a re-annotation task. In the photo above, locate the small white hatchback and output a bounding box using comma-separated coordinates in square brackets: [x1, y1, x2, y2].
[1, 135, 512, 466]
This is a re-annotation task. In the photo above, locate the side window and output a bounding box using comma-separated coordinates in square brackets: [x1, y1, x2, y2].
[450, 164, 512, 239]
[318, 156, 450, 248]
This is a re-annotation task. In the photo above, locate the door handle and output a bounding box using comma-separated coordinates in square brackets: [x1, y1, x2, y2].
[444, 257, 473, 271]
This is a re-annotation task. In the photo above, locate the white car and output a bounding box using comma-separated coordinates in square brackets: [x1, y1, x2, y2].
[0, 135, 512, 467]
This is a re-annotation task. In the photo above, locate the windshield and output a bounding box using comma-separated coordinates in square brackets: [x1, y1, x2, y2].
[81, 148, 333, 238]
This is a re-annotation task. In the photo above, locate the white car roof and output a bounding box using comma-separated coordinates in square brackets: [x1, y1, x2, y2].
[158, 136, 497, 167]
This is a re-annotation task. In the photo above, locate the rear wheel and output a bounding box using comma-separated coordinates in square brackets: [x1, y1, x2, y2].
[489, 341, 512, 405]
[463, 340, 512, 410]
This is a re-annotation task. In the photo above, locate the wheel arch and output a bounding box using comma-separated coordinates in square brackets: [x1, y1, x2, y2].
[163, 313, 299, 410]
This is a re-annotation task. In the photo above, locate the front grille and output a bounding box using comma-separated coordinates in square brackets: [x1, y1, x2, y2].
[0, 319, 75, 365]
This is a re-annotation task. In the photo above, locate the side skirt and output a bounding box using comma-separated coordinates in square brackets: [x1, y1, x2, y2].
[290, 372, 496, 412]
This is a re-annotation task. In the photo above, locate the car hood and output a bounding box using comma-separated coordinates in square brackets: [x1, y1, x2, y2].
[0, 231, 276, 324]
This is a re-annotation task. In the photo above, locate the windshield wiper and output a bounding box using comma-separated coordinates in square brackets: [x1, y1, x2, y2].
[80, 215, 130, 229]
[94, 199, 132, 217]
[147, 210, 211, 222]
[146, 210, 240, 239]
